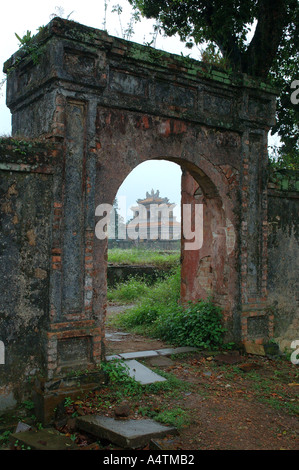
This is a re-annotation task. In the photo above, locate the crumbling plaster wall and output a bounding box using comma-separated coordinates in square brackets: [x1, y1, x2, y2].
[267, 170, 299, 351]
[0, 139, 57, 410]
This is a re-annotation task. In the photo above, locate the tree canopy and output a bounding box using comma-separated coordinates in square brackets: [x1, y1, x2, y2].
[129, 0, 298, 168]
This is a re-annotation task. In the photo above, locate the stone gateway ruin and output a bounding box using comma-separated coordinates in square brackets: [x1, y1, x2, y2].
[0, 18, 298, 421]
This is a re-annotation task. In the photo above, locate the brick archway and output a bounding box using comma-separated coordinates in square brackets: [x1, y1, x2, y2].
[1, 17, 277, 421]
[91, 109, 239, 344]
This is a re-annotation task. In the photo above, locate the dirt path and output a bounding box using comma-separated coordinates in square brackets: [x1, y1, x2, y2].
[105, 303, 173, 355]
[148, 353, 299, 450]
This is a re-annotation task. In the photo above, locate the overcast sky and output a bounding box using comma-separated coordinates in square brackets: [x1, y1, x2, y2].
[0, 1, 280, 221]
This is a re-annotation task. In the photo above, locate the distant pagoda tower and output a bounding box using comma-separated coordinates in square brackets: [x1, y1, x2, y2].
[128, 189, 181, 241]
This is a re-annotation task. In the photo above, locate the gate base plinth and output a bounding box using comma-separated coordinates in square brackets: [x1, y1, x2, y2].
[32, 370, 108, 426]
[243, 341, 280, 357]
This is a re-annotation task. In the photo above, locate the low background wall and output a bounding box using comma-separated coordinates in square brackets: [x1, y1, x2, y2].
[267, 169, 299, 351]
[107, 264, 173, 287]
[108, 239, 181, 250]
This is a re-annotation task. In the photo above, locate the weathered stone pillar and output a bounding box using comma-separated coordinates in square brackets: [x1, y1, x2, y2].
[4, 55, 107, 424]
[30, 97, 106, 423]
[238, 90, 276, 346]
[180, 167, 239, 343]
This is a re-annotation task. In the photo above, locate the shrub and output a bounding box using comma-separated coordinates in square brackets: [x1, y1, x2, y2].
[156, 300, 225, 349]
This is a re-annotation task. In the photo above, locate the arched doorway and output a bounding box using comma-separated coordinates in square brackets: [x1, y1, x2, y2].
[92, 107, 239, 348]
[104, 159, 182, 355]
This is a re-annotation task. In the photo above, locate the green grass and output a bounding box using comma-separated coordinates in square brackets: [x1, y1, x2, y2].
[245, 370, 299, 416]
[99, 358, 190, 402]
[62, 359, 194, 431]
[138, 404, 190, 429]
[0, 431, 11, 447]
[108, 248, 180, 269]
[154, 407, 191, 429]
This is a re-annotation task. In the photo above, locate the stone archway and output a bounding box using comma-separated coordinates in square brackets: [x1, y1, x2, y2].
[91, 107, 239, 345]
[1, 17, 277, 420]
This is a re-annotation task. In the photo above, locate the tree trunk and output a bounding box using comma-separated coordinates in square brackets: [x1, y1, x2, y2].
[242, 0, 289, 78]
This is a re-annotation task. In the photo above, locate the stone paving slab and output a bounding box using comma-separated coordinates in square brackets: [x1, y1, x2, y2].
[9, 428, 78, 450]
[124, 359, 167, 384]
[156, 347, 198, 356]
[149, 438, 181, 450]
[106, 332, 130, 342]
[119, 350, 159, 360]
[76, 415, 177, 449]
[146, 356, 175, 367]
[106, 354, 122, 361]
[106, 347, 198, 362]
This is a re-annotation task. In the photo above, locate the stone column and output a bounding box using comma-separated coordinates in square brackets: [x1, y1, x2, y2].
[33, 98, 105, 424]
[240, 128, 272, 345]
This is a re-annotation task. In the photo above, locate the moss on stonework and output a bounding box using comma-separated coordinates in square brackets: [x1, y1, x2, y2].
[269, 169, 299, 192]
[0, 137, 49, 156]
[3, 17, 277, 96]
[0, 137, 56, 170]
